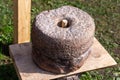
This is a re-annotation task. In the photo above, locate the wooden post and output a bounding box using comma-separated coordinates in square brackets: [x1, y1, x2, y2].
[13, 0, 31, 43]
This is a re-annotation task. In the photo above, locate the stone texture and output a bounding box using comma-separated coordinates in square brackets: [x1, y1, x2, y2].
[31, 6, 95, 73]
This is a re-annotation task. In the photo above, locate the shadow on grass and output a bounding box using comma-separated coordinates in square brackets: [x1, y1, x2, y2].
[0, 42, 12, 56]
[0, 63, 18, 80]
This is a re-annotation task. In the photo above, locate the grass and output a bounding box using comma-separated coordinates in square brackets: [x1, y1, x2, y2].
[0, 0, 120, 80]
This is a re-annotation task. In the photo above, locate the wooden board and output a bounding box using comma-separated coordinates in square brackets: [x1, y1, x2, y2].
[13, 0, 31, 43]
[9, 38, 117, 80]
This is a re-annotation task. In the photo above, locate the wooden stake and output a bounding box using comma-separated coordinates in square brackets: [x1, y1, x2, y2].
[13, 0, 31, 43]
[61, 19, 68, 28]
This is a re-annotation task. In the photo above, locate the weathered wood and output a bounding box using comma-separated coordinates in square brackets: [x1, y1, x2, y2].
[13, 0, 31, 43]
[9, 38, 117, 80]
[55, 74, 80, 80]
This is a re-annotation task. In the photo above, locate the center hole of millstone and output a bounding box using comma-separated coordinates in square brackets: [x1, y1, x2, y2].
[57, 18, 72, 28]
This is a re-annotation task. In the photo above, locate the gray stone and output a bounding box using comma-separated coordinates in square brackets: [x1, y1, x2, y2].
[31, 6, 95, 74]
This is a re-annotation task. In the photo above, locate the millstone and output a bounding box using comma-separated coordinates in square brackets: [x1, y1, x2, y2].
[31, 6, 95, 74]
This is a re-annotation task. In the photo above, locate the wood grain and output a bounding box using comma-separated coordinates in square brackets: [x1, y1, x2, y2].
[13, 0, 31, 43]
[9, 38, 117, 80]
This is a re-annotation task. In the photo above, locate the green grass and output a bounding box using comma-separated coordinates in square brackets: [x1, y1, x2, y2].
[0, 0, 120, 80]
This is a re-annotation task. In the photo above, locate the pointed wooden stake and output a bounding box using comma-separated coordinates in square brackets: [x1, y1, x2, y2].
[61, 19, 68, 28]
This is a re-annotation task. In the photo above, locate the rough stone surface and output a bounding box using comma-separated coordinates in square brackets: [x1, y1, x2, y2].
[31, 6, 95, 74]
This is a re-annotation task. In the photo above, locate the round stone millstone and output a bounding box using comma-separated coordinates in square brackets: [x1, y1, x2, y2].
[31, 6, 95, 74]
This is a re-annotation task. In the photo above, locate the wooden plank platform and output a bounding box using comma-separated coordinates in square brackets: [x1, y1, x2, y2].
[9, 38, 117, 80]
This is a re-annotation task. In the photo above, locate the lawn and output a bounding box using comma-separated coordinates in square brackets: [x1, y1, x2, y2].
[0, 0, 120, 80]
